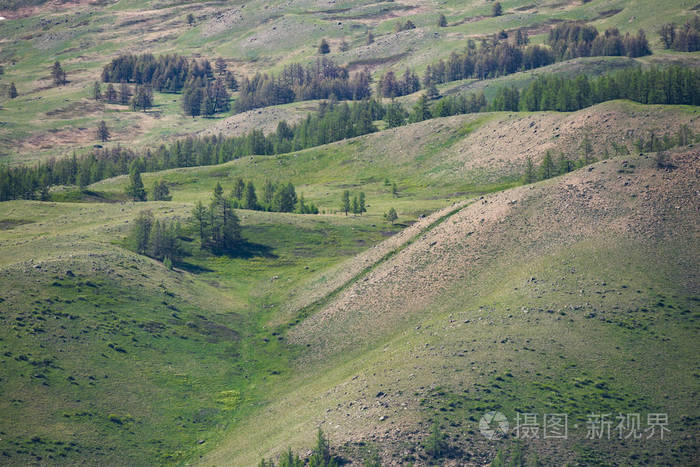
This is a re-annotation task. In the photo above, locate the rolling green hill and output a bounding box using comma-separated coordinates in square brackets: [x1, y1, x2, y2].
[0, 0, 699, 465]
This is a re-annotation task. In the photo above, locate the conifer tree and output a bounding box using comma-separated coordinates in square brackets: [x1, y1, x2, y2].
[131, 85, 153, 111]
[409, 94, 431, 122]
[152, 180, 171, 201]
[318, 39, 330, 54]
[8, 82, 18, 99]
[523, 155, 536, 183]
[492, 2, 503, 17]
[51, 61, 67, 86]
[539, 150, 555, 179]
[130, 210, 153, 255]
[273, 183, 297, 212]
[126, 166, 147, 201]
[97, 120, 110, 142]
[215, 57, 227, 75]
[93, 81, 101, 100]
[580, 136, 594, 164]
[341, 190, 350, 216]
[105, 83, 117, 103]
[119, 82, 131, 105]
[262, 179, 275, 206]
[233, 177, 245, 200]
[385, 207, 398, 225]
[243, 181, 257, 210]
[192, 201, 209, 247]
[384, 100, 406, 128]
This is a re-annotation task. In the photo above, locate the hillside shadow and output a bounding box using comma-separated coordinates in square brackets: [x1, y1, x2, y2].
[206, 240, 277, 259]
[224, 240, 277, 259]
[173, 260, 214, 274]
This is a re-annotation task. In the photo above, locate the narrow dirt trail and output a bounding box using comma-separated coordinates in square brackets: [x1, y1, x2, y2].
[282, 198, 476, 327]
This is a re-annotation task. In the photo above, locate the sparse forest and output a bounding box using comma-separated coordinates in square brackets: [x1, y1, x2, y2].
[1, 65, 697, 201]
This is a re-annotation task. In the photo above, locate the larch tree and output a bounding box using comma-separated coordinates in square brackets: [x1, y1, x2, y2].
[51, 61, 67, 86]
[126, 166, 147, 201]
[243, 181, 258, 210]
[215, 57, 227, 75]
[233, 177, 245, 200]
[385, 207, 398, 225]
[97, 120, 110, 142]
[492, 2, 503, 17]
[318, 39, 330, 54]
[341, 190, 350, 216]
[192, 201, 209, 247]
[93, 81, 102, 100]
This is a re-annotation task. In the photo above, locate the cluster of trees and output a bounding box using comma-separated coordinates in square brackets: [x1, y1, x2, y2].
[124, 165, 172, 201]
[101, 53, 231, 93]
[258, 429, 342, 467]
[383, 21, 653, 100]
[340, 190, 366, 216]
[182, 77, 231, 117]
[0, 99, 382, 201]
[93, 81, 154, 111]
[128, 210, 182, 266]
[658, 17, 700, 52]
[523, 125, 697, 184]
[100, 53, 236, 116]
[227, 177, 318, 214]
[152, 179, 172, 201]
[523, 146, 590, 184]
[414, 37, 554, 96]
[376, 69, 421, 98]
[258, 425, 454, 466]
[634, 124, 695, 153]
[547, 22, 651, 60]
[0, 146, 140, 201]
[191, 183, 242, 253]
[394, 19, 416, 32]
[234, 58, 371, 113]
[383, 90, 487, 127]
[493, 66, 700, 112]
[2, 64, 697, 202]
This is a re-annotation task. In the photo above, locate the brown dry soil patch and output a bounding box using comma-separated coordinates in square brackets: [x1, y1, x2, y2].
[199, 103, 315, 138]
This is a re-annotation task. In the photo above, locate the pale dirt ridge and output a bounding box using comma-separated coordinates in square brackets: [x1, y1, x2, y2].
[288, 150, 700, 358]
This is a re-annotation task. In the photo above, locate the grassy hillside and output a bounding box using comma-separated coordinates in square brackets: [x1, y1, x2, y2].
[0, 106, 697, 464]
[0, 0, 698, 163]
[0, 198, 401, 464]
[0, 1, 699, 465]
[90, 101, 700, 213]
[204, 149, 700, 466]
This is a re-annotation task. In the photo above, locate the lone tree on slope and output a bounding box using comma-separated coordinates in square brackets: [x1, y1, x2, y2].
[97, 120, 110, 142]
